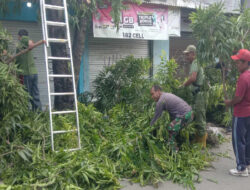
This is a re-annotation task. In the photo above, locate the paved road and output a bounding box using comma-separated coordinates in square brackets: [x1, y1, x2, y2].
[121, 136, 250, 190]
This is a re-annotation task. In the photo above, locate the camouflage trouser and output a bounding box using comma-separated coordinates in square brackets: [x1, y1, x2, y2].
[193, 92, 206, 137]
[167, 111, 194, 151]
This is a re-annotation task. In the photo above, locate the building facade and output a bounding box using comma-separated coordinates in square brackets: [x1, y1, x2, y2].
[0, 0, 241, 108]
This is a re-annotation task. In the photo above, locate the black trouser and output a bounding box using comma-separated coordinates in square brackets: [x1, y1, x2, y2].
[232, 116, 250, 171]
[24, 74, 42, 111]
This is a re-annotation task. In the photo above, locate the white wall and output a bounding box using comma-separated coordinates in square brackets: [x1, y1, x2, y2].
[148, 0, 241, 13]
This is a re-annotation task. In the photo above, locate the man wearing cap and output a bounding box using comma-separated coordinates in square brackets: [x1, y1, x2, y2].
[224, 49, 250, 177]
[182, 45, 207, 148]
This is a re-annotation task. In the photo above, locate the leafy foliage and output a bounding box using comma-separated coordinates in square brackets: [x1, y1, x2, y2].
[0, 63, 29, 136]
[0, 4, 233, 188]
[0, 0, 21, 17]
[206, 84, 227, 125]
[0, 23, 12, 57]
[1, 0, 143, 30]
[94, 56, 151, 111]
[1, 101, 212, 190]
[68, 0, 143, 31]
[190, 3, 249, 65]
[0, 51, 214, 189]
[154, 53, 180, 93]
[0, 23, 29, 142]
[189, 3, 249, 126]
[68, 0, 97, 30]
[109, 0, 142, 29]
[190, 3, 250, 94]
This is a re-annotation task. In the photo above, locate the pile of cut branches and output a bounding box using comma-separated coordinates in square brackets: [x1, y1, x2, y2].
[0, 55, 213, 190]
[0, 11, 230, 189]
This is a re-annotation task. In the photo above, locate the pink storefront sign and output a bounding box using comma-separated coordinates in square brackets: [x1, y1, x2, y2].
[93, 3, 169, 40]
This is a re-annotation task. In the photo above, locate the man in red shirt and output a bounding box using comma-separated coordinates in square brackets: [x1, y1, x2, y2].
[225, 49, 250, 177]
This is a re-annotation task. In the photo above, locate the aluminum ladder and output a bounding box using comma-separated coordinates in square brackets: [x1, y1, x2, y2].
[40, 0, 81, 151]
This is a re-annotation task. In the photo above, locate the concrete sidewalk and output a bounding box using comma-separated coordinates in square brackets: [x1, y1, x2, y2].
[121, 136, 250, 190]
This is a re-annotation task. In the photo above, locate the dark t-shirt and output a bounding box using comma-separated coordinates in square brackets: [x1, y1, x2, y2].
[234, 70, 250, 117]
[150, 93, 192, 125]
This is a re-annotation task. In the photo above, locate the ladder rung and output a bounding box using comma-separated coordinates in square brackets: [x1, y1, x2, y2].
[48, 56, 71, 61]
[46, 21, 66, 27]
[55, 148, 81, 152]
[52, 110, 76, 114]
[49, 74, 72, 78]
[51, 92, 74, 96]
[53, 129, 77, 134]
[66, 148, 81, 152]
[48, 38, 68, 43]
[44, 4, 64, 10]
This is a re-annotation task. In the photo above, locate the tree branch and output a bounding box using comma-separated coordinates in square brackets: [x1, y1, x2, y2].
[220, 61, 228, 99]
[6, 40, 46, 64]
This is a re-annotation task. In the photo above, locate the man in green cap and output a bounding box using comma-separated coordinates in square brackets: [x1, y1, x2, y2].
[16, 29, 42, 111]
[182, 45, 207, 147]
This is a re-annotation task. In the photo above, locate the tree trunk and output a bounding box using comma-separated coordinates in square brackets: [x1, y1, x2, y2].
[46, 0, 88, 109]
[72, 19, 88, 85]
[220, 62, 228, 99]
[47, 0, 74, 110]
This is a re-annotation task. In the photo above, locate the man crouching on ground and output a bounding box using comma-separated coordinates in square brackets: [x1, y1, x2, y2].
[150, 85, 193, 151]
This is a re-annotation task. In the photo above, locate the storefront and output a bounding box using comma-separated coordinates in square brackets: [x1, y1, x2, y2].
[79, 2, 181, 92]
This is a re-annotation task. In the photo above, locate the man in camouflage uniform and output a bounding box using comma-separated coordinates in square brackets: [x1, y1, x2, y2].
[182, 45, 207, 147]
[150, 85, 194, 151]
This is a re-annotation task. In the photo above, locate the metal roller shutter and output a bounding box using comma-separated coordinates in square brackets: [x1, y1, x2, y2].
[88, 37, 150, 91]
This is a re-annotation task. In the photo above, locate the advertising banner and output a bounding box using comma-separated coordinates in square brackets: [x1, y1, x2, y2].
[93, 3, 169, 40]
[168, 7, 180, 37]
